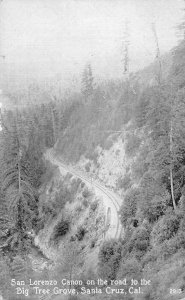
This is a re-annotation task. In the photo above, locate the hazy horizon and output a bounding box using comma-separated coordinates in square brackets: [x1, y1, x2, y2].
[0, 0, 184, 91]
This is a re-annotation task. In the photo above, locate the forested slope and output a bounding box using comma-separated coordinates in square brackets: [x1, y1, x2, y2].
[54, 40, 185, 300]
[0, 40, 185, 300]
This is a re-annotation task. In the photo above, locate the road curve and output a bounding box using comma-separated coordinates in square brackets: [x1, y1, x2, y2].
[45, 148, 123, 240]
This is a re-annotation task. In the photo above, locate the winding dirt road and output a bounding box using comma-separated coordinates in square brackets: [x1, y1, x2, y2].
[45, 149, 123, 240]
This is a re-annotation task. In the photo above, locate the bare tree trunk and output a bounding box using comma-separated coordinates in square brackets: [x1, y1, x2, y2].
[170, 167, 176, 210]
[151, 23, 162, 85]
[18, 159, 21, 192]
[16, 110, 21, 193]
[170, 120, 177, 210]
[51, 107, 56, 144]
[123, 21, 130, 80]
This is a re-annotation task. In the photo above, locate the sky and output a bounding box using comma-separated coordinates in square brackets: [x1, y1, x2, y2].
[0, 0, 184, 90]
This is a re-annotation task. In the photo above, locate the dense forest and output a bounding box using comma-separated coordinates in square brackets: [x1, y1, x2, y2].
[54, 39, 185, 299]
[0, 16, 185, 300]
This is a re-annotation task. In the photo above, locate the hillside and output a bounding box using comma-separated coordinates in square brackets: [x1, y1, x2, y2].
[0, 40, 185, 300]
[27, 40, 185, 300]
[51, 41, 185, 300]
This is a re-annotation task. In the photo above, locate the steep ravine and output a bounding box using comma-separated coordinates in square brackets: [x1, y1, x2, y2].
[30, 145, 126, 292]
[33, 159, 109, 276]
[45, 148, 123, 240]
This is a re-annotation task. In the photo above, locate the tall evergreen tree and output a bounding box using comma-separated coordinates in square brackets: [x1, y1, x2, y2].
[177, 4, 185, 40]
[81, 63, 95, 99]
[0, 111, 37, 255]
[145, 85, 185, 210]
[122, 21, 130, 79]
[151, 23, 162, 85]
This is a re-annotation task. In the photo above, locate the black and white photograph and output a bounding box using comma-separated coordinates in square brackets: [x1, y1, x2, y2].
[0, 0, 185, 299]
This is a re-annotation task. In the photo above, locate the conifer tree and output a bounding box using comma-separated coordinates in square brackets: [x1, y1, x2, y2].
[0, 111, 37, 255]
[146, 85, 185, 211]
[151, 23, 162, 85]
[122, 21, 130, 80]
[177, 4, 185, 40]
[81, 63, 95, 99]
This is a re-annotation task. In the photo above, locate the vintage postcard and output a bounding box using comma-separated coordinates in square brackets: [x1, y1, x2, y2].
[0, 1, 185, 300]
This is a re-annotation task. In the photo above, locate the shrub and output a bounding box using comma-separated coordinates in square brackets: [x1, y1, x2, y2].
[90, 238, 97, 248]
[76, 203, 83, 213]
[132, 149, 149, 181]
[82, 188, 92, 198]
[141, 248, 160, 267]
[90, 241, 95, 248]
[118, 257, 142, 279]
[141, 192, 170, 223]
[127, 226, 150, 254]
[81, 244, 86, 250]
[180, 215, 185, 232]
[85, 162, 91, 172]
[120, 187, 140, 227]
[161, 238, 180, 260]
[51, 218, 70, 244]
[90, 200, 99, 211]
[151, 214, 180, 245]
[82, 198, 89, 208]
[160, 232, 185, 259]
[76, 226, 87, 241]
[42, 203, 56, 219]
[96, 216, 102, 225]
[98, 239, 122, 281]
